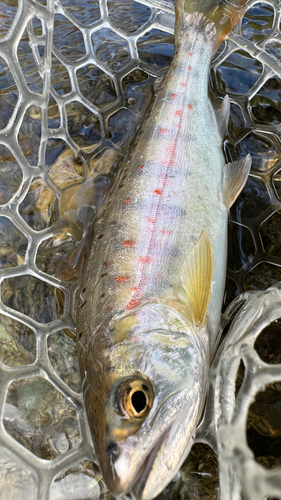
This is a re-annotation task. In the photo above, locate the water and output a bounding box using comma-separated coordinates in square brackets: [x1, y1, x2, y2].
[0, 0, 280, 499]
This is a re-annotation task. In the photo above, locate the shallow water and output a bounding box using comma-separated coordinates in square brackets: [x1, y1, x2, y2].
[0, 1, 281, 499]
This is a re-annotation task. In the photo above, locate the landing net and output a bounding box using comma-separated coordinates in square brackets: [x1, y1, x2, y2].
[0, 1, 280, 499]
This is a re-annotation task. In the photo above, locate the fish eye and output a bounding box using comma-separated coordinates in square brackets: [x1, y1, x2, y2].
[120, 378, 153, 418]
[131, 390, 146, 413]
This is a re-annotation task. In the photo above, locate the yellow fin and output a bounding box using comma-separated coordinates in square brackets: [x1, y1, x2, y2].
[180, 231, 213, 327]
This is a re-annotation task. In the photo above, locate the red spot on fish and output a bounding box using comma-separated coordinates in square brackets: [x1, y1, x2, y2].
[175, 110, 181, 117]
[170, 93, 177, 99]
[138, 164, 144, 170]
[148, 217, 156, 224]
[187, 104, 193, 110]
[139, 256, 153, 264]
[177, 43, 182, 49]
[106, 306, 113, 312]
[189, 53, 193, 57]
[173, 64, 177, 70]
[167, 139, 177, 155]
[123, 197, 131, 204]
[122, 240, 136, 247]
[162, 159, 176, 167]
[126, 299, 140, 310]
[115, 276, 130, 283]
[154, 189, 162, 195]
[188, 66, 192, 71]
[180, 82, 187, 88]
[161, 229, 171, 235]
[159, 128, 168, 134]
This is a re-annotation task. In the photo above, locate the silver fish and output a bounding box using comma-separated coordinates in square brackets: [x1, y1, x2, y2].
[77, 1, 251, 499]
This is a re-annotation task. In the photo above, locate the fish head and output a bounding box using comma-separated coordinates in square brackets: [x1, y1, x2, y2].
[82, 306, 208, 500]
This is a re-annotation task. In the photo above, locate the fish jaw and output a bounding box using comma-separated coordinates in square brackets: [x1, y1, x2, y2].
[100, 383, 202, 500]
[134, 387, 202, 500]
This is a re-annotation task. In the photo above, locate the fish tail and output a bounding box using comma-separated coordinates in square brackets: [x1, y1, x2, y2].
[175, 0, 247, 49]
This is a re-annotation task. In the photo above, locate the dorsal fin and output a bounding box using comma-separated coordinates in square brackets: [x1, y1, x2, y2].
[180, 231, 213, 327]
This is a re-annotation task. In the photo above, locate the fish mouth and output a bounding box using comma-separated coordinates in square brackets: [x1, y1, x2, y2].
[128, 390, 200, 500]
[132, 426, 172, 500]
[99, 422, 172, 497]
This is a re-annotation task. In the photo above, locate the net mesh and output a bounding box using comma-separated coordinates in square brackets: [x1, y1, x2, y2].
[0, 0, 280, 499]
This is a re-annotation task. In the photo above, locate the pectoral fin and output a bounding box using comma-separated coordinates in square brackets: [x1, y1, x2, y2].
[222, 154, 252, 209]
[180, 231, 213, 328]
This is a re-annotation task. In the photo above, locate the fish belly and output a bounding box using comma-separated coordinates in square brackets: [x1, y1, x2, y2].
[79, 28, 227, 351]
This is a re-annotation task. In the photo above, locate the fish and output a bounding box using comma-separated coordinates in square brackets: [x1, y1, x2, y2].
[77, 1, 251, 499]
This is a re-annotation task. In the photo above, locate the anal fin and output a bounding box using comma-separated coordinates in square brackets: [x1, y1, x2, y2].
[180, 231, 213, 328]
[222, 154, 252, 209]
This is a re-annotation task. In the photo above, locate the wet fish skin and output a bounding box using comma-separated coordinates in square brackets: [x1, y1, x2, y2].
[77, 1, 250, 499]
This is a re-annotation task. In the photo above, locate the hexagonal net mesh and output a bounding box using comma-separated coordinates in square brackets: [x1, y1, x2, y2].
[0, 0, 280, 499]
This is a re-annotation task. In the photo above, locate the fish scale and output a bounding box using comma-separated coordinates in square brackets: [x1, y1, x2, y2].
[80, 27, 225, 338]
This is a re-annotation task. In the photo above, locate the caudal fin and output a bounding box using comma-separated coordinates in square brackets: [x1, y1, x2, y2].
[175, 0, 247, 49]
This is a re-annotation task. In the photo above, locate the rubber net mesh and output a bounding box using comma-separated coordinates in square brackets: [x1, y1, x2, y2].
[0, 0, 280, 499]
